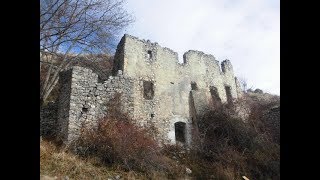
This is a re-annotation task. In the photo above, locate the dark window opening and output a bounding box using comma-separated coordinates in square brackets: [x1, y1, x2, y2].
[82, 107, 88, 113]
[147, 50, 152, 59]
[151, 113, 155, 118]
[175, 122, 186, 143]
[143, 81, 154, 100]
[170, 82, 174, 84]
[225, 86, 232, 103]
[210, 86, 222, 105]
[191, 82, 198, 90]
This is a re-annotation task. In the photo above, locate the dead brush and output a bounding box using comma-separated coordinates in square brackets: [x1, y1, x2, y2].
[71, 93, 181, 177]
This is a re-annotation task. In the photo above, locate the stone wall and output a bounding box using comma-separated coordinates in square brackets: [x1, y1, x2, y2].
[57, 66, 135, 142]
[111, 34, 242, 145]
[57, 34, 243, 146]
[56, 69, 72, 141]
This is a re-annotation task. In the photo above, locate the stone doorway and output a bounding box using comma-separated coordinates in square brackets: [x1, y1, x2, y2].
[174, 122, 186, 144]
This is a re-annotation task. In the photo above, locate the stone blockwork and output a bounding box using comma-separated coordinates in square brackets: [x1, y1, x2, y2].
[57, 66, 135, 142]
[40, 102, 58, 137]
[57, 34, 243, 146]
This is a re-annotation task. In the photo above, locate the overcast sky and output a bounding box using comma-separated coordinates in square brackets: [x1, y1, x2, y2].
[120, 0, 279, 95]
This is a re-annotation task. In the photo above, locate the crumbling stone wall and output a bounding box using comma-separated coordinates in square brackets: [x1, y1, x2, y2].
[111, 34, 242, 145]
[57, 34, 243, 146]
[57, 66, 134, 142]
[57, 69, 72, 141]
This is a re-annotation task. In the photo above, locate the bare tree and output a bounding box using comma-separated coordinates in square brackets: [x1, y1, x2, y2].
[40, 0, 133, 106]
[238, 76, 248, 93]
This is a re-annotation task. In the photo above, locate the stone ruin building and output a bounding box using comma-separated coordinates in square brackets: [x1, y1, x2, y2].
[55, 34, 243, 147]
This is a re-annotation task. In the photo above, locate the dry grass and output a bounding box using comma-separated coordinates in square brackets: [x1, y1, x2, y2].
[40, 140, 149, 180]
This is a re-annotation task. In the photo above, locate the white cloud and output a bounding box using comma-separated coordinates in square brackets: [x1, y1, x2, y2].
[122, 0, 280, 95]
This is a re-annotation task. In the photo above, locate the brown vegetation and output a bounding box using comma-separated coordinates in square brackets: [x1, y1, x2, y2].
[41, 92, 279, 179]
[182, 93, 280, 179]
[70, 94, 184, 179]
[40, 139, 154, 179]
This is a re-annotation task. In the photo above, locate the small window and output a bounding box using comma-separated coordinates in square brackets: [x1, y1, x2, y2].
[143, 81, 154, 100]
[151, 113, 155, 118]
[191, 82, 198, 90]
[225, 86, 232, 103]
[147, 50, 152, 59]
[82, 107, 88, 113]
[210, 86, 222, 104]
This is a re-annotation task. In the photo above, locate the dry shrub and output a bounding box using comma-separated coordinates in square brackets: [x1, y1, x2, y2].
[162, 144, 240, 179]
[71, 54, 114, 82]
[187, 102, 280, 180]
[76, 118, 163, 172]
[195, 105, 256, 155]
[248, 102, 280, 144]
[244, 93, 280, 144]
[40, 140, 151, 179]
[72, 93, 180, 177]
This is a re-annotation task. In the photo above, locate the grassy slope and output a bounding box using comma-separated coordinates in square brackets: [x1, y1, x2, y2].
[40, 140, 151, 180]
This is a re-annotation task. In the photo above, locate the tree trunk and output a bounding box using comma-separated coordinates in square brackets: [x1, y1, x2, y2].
[43, 76, 59, 103]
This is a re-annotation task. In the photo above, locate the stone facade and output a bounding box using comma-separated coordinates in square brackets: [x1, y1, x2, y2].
[56, 34, 243, 146]
[56, 66, 135, 142]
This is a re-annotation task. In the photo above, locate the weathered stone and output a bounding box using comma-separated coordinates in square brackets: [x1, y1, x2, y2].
[56, 34, 242, 146]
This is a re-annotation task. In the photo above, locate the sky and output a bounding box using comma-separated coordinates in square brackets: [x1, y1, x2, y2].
[120, 0, 280, 95]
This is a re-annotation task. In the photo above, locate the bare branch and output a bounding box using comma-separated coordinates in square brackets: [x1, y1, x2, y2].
[40, 0, 133, 104]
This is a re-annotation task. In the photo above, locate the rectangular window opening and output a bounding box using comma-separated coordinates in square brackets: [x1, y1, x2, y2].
[225, 86, 233, 104]
[143, 81, 154, 100]
[147, 50, 152, 59]
[82, 107, 88, 113]
[175, 122, 186, 143]
[210, 86, 222, 105]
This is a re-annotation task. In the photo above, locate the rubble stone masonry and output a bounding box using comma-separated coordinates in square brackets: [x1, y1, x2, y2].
[56, 34, 243, 146]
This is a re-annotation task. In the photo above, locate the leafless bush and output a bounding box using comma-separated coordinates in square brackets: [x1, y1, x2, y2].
[188, 101, 280, 179]
[71, 94, 180, 177]
[245, 93, 280, 144]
